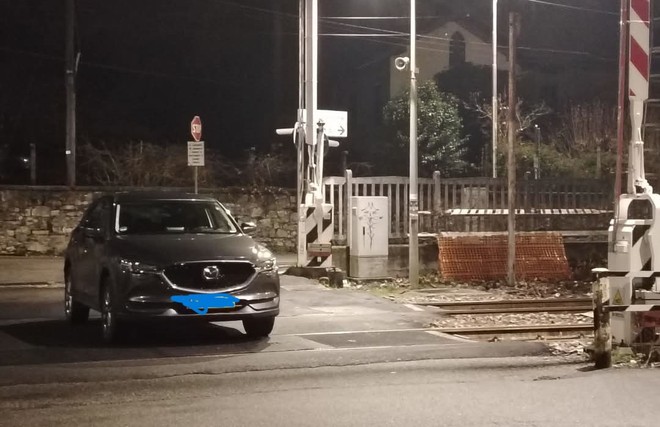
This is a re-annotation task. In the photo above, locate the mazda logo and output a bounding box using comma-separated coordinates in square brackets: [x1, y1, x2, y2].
[202, 266, 222, 280]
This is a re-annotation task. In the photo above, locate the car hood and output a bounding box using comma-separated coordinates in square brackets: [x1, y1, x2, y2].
[111, 233, 265, 266]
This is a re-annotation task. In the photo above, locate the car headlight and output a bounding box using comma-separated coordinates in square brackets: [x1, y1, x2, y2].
[253, 245, 277, 272]
[119, 259, 160, 274]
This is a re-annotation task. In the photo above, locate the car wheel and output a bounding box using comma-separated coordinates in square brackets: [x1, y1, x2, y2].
[242, 317, 275, 338]
[101, 280, 122, 344]
[65, 274, 89, 324]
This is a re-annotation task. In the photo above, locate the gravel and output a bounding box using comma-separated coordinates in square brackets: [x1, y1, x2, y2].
[345, 272, 595, 353]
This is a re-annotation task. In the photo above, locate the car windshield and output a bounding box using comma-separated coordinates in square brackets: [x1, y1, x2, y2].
[115, 200, 238, 234]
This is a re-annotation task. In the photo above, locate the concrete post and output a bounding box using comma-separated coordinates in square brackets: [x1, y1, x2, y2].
[433, 171, 442, 232]
[345, 169, 353, 246]
[592, 268, 612, 369]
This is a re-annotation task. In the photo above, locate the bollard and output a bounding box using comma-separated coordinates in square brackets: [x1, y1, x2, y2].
[328, 268, 345, 288]
[592, 268, 612, 369]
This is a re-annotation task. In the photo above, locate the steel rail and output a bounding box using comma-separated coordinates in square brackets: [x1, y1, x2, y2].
[435, 324, 592, 336]
[417, 298, 592, 315]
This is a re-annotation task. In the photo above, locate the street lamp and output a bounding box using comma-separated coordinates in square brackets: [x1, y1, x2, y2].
[395, 1, 418, 287]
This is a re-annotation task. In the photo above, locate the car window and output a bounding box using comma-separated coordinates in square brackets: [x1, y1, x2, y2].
[82, 201, 106, 231]
[115, 201, 238, 234]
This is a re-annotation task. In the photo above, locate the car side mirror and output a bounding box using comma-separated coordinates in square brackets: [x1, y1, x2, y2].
[241, 221, 257, 234]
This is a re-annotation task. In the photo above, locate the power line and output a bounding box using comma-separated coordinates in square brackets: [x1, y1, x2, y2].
[525, 0, 617, 15]
[321, 17, 615, 61]
[200, 0, 618, 60]
[325, 0, 617, 19]
[2, 0, 616, 82]
[321, 33, 410, 37]
[0, 46, 226, 85]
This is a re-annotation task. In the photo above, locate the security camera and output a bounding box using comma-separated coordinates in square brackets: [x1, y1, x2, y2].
[395, 56, 410, 71]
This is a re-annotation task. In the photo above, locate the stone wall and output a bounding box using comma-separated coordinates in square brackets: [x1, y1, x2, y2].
[0, 186, 297, 256]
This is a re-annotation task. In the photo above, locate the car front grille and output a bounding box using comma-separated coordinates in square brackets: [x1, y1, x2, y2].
[163, 262, 255, 291]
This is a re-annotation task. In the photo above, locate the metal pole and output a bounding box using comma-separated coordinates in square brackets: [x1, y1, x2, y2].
[194, 166, 198, 194]
[615, 0, 627, 202]
[408, 0, 419, 288]
[492, 0, 498, 178]
[612, 0, 628, 251]
[296, 0, 306, 267]
[65, 0, 76, 187]
[507, 12, 518, 287]
[305, 0, 318, 163]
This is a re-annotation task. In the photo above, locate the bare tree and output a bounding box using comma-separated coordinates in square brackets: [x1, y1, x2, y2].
[79, 139, 223, 187]
[557, 101, 616, 153]
[467, 93, 551, 148]
[78, 139, 296, 188]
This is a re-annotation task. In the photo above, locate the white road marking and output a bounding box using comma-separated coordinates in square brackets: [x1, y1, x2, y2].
[281, 327, 474, 341]
[404, 303, 425, 312]
[426, 330, 474, 343]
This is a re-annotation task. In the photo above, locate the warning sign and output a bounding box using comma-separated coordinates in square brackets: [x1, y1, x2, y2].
[613, 290, 623, 305]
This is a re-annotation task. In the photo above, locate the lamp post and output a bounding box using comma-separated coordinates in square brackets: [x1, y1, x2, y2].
[395, 2, 418, 287]
[408, 0, 418, 287]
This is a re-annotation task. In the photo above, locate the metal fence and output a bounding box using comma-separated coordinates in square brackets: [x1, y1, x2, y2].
[438, 177, 612, 211]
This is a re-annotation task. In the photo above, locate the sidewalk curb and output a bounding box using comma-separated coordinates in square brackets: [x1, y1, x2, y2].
[0, 282, 64, 289]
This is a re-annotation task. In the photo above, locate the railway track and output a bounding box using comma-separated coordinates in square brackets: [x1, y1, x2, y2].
[434, 324, 592, 337]
[418, 297, 593, 315]
[420, 297, 594, 340]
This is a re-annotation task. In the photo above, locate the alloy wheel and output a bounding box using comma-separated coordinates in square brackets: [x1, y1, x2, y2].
[101, 285, 115, 343]
[64, 277, 73, 320]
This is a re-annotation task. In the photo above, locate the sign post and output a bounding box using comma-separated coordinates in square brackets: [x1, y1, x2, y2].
[189, 116, 204, 194]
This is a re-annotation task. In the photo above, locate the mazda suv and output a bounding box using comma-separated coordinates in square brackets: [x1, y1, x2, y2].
[63, 191, 280, 343]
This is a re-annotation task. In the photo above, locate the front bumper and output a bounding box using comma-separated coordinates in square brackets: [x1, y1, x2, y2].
[115, 268, 280, 321]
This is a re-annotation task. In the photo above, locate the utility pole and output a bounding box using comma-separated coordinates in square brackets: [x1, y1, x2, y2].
[507, 12, 519, 287]
[30, 143, 36, 185]
[409, 0, 419, 288]
[492, 0, 498, 178]
[65, 0, 76, 187]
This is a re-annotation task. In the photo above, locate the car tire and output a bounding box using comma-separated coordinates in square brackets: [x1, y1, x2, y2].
[101, 279, 123, 344]
[242, 317, 275, 338]
[65, 274, 89, 324]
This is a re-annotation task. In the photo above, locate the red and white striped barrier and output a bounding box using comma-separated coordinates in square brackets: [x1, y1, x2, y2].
[629, 0, 650, 100]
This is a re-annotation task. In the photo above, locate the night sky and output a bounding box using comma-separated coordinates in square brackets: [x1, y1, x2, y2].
[1, 0, 619, 184]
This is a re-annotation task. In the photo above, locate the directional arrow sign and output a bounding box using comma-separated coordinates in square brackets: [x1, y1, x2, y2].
[298, 109, 348, 138]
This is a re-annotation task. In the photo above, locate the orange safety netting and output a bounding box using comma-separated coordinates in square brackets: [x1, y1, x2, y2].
[438, 232, 571, 281]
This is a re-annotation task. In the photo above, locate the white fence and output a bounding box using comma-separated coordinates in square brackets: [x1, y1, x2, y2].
[323, 171, 439, 242]
[323, 171, 612, 243]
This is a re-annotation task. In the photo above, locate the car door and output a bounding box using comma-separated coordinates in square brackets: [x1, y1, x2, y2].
[76, 199, 108, 305]
[68, 201, 97, 305]
[86, 197, 113, 307]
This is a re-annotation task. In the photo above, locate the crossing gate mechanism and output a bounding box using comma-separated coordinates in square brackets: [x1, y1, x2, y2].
[600, 0, 660, 346]
[304, 203, 333, 267]
[606, 194, 660, 344]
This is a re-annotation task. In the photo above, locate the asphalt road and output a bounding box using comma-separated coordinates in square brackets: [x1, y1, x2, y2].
[1, 357, 658, 427]
[0, 273, 596, 426]
[0, 275, 550, 369]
